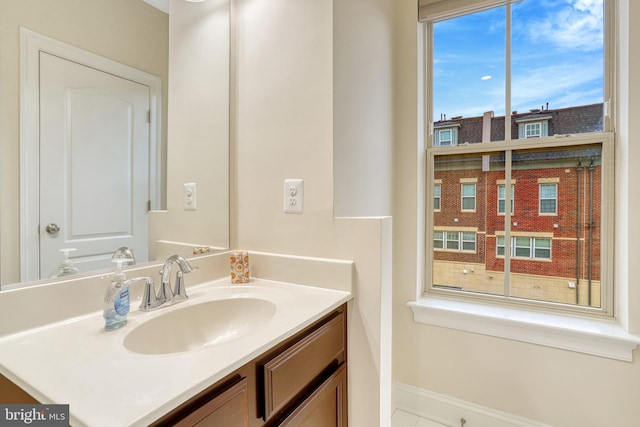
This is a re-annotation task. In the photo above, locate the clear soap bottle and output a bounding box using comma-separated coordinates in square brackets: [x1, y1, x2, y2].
[103, 259, 130, 330]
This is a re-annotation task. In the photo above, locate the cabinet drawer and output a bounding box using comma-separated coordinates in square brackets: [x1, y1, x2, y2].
[262, 311, 345, 421]
[175, 377, 248, 427]
[278, 363, 347, 427]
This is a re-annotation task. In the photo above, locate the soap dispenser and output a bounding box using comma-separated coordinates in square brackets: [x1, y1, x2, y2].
[103, 259, 130, 330]
[49, 248, 80, 278]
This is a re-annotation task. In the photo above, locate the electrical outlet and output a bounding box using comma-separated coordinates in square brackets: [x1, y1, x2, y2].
[184, 182, 197, 211]
[284, 179, 303, 214]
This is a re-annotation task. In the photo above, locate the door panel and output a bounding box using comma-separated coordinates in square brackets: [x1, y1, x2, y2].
[39, 52, 150, 277]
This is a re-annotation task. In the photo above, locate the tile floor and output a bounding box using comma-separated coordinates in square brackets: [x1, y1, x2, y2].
[391, 409, 449, 427]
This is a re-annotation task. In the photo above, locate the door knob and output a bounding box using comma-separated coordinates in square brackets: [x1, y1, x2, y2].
[45, 223, 60, 235]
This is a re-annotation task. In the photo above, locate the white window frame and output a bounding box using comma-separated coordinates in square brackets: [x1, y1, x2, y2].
[539, 183, 558, 215]
[497, 184, 514, 215]
[434, 183, 441, 211]
[461, 183, 476, 212]
[409, 0, 640, 362]
[434, 230, 477, 253]
[434, 126, 459, 146]
[438, 128, 453, 146]
[524, 122, 541, 138]
[497, 236, 552, 260]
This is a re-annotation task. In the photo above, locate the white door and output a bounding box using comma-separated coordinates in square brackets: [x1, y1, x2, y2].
[39, 52, 150, 278]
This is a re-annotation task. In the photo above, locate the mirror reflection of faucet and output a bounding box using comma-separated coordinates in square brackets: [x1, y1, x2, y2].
[111, 247, 136, 266]
[139, 255, 196, 312]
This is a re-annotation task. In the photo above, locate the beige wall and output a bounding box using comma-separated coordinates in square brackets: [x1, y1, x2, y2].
[149, 0, 230, 255]
[0, 0, 168, 285]
[393, 1, 640, 427]
[232, 0, 394, 424]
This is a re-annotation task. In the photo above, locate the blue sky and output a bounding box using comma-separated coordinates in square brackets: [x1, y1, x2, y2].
[433, 0, 604, 121]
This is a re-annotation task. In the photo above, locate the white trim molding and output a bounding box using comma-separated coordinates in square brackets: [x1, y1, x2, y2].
[394, 382, 554, 427]
[408, 297, 640, 362]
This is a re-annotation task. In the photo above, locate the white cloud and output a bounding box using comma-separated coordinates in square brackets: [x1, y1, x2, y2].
[525, 0, 603, 52]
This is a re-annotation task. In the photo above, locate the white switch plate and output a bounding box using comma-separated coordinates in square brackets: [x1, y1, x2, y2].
[284, 179, 303, 214]
[184, 182, 197, 211]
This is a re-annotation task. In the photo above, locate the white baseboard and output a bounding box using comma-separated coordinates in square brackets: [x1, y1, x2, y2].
[393, 382, 554, 427]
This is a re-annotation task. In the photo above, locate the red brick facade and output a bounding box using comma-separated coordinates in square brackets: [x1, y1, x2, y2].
[434, 157, 601, 285]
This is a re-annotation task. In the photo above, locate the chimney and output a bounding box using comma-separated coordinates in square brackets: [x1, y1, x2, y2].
[482, 111, 494, 142]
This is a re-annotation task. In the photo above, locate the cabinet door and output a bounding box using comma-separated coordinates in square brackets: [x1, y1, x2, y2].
[277, 363, 347, 427]
[262, 311, 345, 420]
[175, 377, 249, 427]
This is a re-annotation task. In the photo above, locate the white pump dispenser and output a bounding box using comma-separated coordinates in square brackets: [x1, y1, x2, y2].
[49, 248, 80, 278]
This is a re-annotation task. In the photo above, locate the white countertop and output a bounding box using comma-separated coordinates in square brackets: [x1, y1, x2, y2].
[0, 278, 351, 427]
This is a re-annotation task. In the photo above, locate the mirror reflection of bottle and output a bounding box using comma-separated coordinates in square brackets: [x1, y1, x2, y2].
[49, 248, 80, 278]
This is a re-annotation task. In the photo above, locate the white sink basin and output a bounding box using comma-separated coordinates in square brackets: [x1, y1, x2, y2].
[123, 297, 277, 355]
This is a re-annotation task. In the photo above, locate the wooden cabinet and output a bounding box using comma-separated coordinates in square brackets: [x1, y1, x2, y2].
[155, 304, 348, 427]
[260, 309, 346, 425]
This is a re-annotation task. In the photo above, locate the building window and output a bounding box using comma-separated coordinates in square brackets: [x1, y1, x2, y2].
[517, 119, 550, 139]
[525, 123, 541, 138]
[434, 127, 458, 146]
[539, 183, 558, 215]
[424, 0, 612, 314]
[497, 236, 552, 260]
[434, 230, 476, 253]
[434, 184, 441, 211]
[461, 183, 476, 211]
[497, 184, 514, 215]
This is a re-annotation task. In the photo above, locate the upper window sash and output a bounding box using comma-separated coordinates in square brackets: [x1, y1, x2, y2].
[424, 0, 612, 149]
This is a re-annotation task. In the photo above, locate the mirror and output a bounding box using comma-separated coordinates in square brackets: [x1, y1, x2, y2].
[0, 0, 230, 289]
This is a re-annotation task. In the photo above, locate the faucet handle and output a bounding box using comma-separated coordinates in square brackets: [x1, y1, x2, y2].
[172, 271, 189, 302]
[137, 277, 162, 311]
[156, 271, 173, 305]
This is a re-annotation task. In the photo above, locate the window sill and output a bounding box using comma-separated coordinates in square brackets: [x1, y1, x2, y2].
[408, 296, 640, 361]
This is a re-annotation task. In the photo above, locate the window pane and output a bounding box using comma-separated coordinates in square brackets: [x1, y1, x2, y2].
[434, 230, 444, 249]
[432, 152, 504, 296]
[540, 184, 557, 198]
[433, 7, 506, 137]
[512, 0, 604, 135]
[534, 238, 551, 249]
[540, 199, 556, 214]
[509, 144, 603, 307]
[462, 184, 476, 196]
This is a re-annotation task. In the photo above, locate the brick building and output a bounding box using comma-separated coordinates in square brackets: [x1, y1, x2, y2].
[432, 104, 603, 307]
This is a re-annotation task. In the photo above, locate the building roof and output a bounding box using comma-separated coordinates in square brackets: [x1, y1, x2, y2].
[434, 103, 604, 143]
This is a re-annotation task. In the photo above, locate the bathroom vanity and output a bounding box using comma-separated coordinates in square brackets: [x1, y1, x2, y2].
[0, 254, 352, 427]
[152, 304, 347, 426]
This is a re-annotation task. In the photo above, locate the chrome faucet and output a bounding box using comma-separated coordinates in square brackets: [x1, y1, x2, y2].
[157, 255, 195, 305]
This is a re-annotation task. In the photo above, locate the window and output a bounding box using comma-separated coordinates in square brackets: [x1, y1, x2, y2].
[434, 127, 458, 146]
[434, 230, 476, 252]
[517, 119, 550, 139]
[424, 0, 612, 314]
[434, 184, 441, 211]
[497, 184, 514, 215]
[461, 183, 476, 211]
[497, 236, 552, 260]
[539, 183, 557, 215]
[525, 123, 541, 138]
